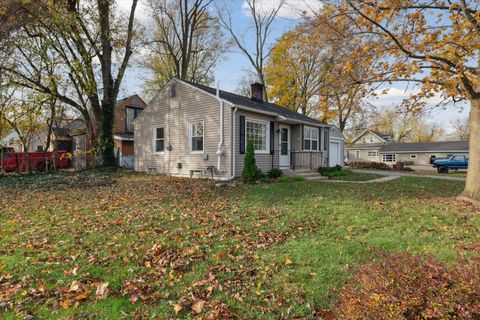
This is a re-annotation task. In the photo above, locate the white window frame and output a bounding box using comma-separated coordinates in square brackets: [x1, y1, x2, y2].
[153, 127, 165, 154]
[368, 151, 378, 157]
[189, 120, 205, 154]
[36, 145, 44, 151]
[246, 118, 269, 154]
[369, 136, 374, 143]
[303, 126, 319, 151]
[355, 150, 360, 159]
[382, 154, 396, 163]
[410, 154, 417, 159]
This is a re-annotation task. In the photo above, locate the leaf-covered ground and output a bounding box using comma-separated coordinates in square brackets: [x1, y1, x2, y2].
[0, 170, 478, 319]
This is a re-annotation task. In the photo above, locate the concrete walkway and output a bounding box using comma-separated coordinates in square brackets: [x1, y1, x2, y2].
[351, 169, 467, 182]
[325, 175, 400, 184]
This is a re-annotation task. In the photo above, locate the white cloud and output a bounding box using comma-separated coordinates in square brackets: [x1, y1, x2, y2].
[242, 0, 323, 19]
[368, 87, 447, 108]
[116, 0, 151, 22]
[365, 86, 470, 127]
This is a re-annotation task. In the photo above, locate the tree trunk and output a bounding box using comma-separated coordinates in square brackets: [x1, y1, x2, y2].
[23, 145, 31, 174]
[1, 147, 4, 175]
[100, 98, 116, 167]
[462, 98, 480, 201]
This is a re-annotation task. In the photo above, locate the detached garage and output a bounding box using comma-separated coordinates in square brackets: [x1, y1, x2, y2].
[329, 126, 345, 167]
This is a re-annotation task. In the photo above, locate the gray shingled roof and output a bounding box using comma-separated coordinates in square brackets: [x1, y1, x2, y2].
[380, 141, 469, 153]
[347, 143, 387, 150]
[371, 131, 393, 142]
[183, 81, 325, 126]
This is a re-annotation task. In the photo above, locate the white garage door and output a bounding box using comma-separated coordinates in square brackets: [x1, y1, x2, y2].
[329, 141, 342, 167]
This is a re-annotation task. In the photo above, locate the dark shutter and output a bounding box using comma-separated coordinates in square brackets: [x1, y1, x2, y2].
[301, 125, 304, 150]
[318, 127, 322, 151]
[324, 128, 329, 150]
[270, 121, 274, 155]
[239, 116, 246, 154]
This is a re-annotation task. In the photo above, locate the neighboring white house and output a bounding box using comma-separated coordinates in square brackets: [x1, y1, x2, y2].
[347, 129, 469, 165]
[133, 78, 343, 179]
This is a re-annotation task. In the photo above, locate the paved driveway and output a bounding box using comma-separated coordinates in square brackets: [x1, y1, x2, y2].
[351, 169, 467, 181]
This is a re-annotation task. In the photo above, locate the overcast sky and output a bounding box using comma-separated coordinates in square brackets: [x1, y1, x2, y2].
[117, 0, 471, 134]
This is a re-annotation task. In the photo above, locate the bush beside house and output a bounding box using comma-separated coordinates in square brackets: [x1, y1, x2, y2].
[241, 140, 262, 183]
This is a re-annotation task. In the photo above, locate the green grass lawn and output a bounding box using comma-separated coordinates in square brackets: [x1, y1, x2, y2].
[0, 170, 478, 319]
[412, 169, 467, 177]
[329, 171, 384, 181]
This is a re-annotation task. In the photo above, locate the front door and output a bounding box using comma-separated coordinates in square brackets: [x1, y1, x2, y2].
[279, 125, 290, 167]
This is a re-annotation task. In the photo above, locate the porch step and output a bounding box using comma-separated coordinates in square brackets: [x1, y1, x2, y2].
[282, 168, 328, 181]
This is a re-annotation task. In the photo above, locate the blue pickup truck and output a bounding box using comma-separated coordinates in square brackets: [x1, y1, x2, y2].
[433, 155, 468, 174]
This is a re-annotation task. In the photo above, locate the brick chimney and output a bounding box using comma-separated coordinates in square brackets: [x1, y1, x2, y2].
[251, 82, 265, 103]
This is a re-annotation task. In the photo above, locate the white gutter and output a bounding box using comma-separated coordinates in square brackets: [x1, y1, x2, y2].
[216, 82, 224, 172]
[228, 107, 238, 180]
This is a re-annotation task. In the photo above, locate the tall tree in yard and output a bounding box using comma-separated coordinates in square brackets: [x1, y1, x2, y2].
[0, 0, 139, 166]
[218, 0, 287, 101]
[144, 0, 228, 95]
[321, 1, 480, 203]
[265, 12, 377, 132]
[265, 24, 324, 115]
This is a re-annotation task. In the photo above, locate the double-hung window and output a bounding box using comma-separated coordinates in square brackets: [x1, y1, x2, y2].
[154, 127, 165, 153]
[246, 119, 268, 153]
[382, 154, 396, 162]
[303, 126, 318, 151]
[190, 120, 204, 153]
[125, 107, 141, 133]
[368, 151, 378, 157]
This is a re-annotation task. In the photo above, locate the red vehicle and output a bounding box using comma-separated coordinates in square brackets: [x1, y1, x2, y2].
[0, 147, 69, 172]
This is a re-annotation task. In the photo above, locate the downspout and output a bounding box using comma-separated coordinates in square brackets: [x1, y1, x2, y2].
[228, 107, 238, 180]
[215, 82, 224, 173]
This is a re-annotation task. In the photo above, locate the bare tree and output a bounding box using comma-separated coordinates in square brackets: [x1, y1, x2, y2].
[0, 0, 139, 166]
[218, 0, 287, 101]
[143, 0, 227, 95]
[448, 116, 470, 141]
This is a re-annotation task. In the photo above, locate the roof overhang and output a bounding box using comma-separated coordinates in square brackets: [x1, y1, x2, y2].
[113, 134, 134, 141]
[232, 104, 328, 127]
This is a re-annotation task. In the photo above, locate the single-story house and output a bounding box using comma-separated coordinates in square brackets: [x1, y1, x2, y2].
[378, 141, 469, 165]
[347, 129, 469, 165]
[133, 78, 345, 179]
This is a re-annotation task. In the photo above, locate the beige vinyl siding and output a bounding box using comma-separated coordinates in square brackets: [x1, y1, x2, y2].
[134, 80, 232, 178]
[347, 149, 381, 162]
[355, 132, 385, 144]
[234, 110, 278, 176]
[290, 125, 302, 151]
